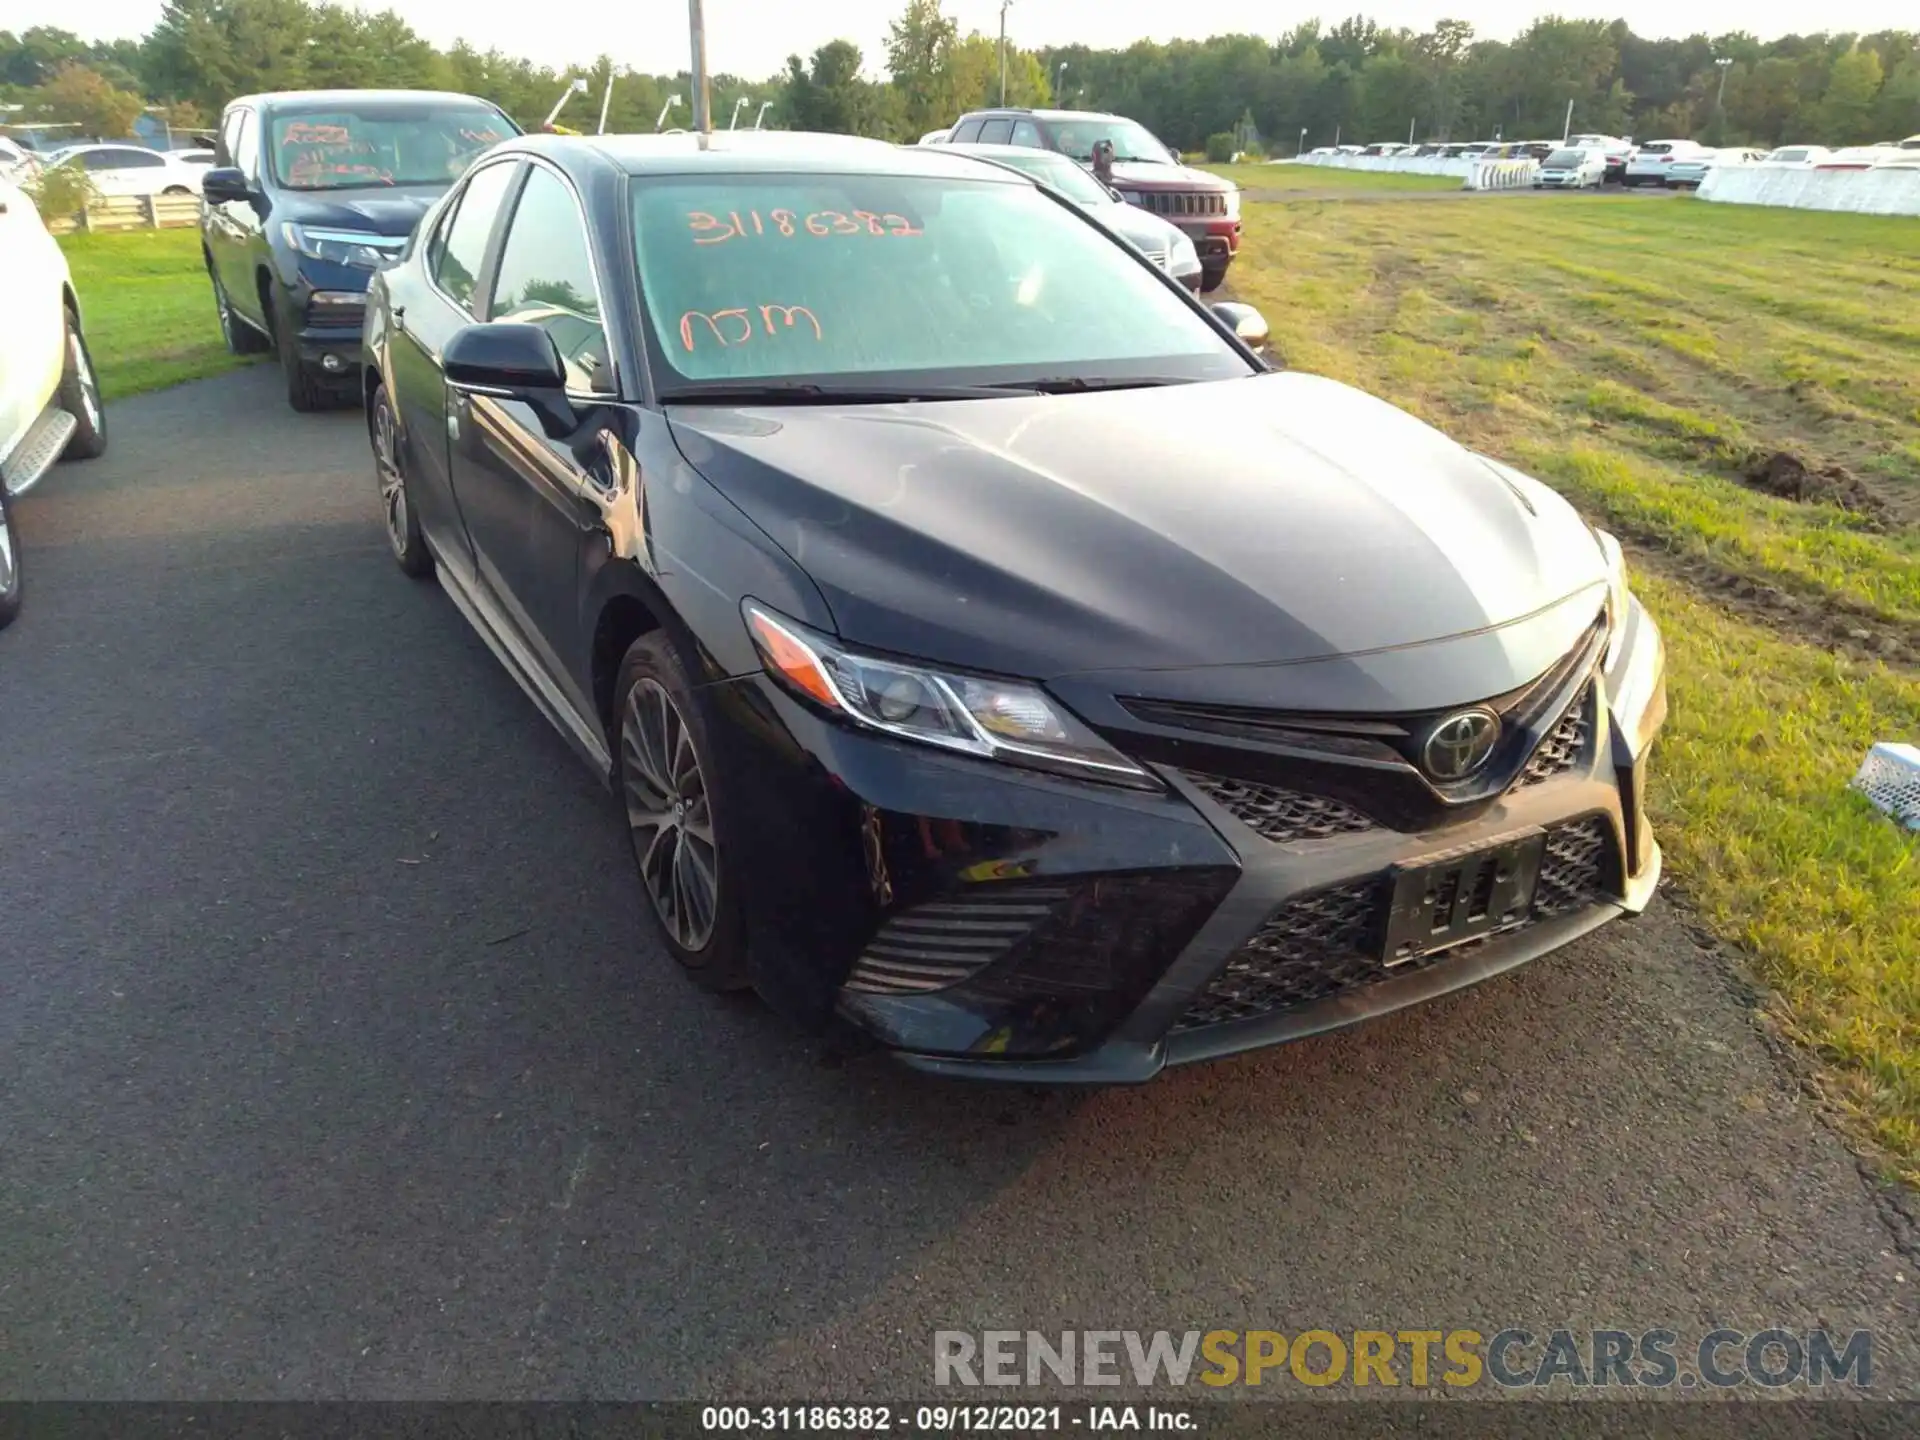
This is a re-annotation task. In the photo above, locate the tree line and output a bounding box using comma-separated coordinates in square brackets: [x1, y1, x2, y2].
[3, 1, 1916, 154]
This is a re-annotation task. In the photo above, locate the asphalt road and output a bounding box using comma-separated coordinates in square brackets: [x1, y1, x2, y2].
[3, 367, 1917, 1414]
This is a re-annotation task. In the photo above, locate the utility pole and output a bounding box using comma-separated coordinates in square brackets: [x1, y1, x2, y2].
[998, 0, 1013, 106]
[688, 0, 713, 132]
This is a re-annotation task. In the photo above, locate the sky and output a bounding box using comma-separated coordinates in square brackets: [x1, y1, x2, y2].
[17, 1, 1917, 81]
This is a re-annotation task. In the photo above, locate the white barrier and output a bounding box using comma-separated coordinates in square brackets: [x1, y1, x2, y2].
[1698, 162, 1920, 216]
[1286, 153, 1473, 179]
[1465, 158, 1541, 191]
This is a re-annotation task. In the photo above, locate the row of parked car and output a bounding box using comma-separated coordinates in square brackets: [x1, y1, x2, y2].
[0, 135, 216, 195]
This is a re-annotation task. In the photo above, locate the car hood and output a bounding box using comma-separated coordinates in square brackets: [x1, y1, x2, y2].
[668, 371, 1607, 684]
[1108, 159, 1230, 193]
[273, 184, 448, 237]
[1086, 201, 1184, 254]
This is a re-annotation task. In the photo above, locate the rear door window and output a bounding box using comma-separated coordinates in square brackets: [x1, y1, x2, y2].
[977, 119, 1014, 144]
[949, 118, 985, 143]
[1010, 120, 1042, 148]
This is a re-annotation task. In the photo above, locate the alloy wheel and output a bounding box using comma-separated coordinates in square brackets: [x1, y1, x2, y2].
[620, 677, 719, 952]
[0, 505, 15, 599]
[69, 332, 102, 435]
[372, 395, 409, 559]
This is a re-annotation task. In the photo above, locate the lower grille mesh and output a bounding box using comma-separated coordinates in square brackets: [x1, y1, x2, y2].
[1171, 815, 1616, 1033]
[1183, 772, 1377, 843]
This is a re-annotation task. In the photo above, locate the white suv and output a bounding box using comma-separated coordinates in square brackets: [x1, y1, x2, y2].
[1622, 139, 1708, 187]
[0, 175, 107, 630]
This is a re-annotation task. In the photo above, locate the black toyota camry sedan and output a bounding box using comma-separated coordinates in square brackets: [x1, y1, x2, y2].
[362, 130, 1668, 1082]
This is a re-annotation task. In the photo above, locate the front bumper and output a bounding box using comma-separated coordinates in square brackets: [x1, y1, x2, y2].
[278, 264, 372, 379]
[717, 604, 1668, 1083]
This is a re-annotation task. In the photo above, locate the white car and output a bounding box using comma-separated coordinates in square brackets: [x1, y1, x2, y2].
[1534, 145, 1607, 188]
[0, 137, 42, 184]
[1621, 139, 1708, 187]
[171, 147, 217, 167]
[0, 176, 107, 630]
[1665, 147, 1762, 188]
[917, 128, 952, 146]
[44, 143, 205, 198]
[1761, 144, 1830, 166]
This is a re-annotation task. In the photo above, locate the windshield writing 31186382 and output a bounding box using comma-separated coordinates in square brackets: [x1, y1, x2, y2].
[687, 210, 923, 244]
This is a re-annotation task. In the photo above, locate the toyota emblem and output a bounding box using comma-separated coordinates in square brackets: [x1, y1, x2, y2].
[1422, 709, 1501, 781]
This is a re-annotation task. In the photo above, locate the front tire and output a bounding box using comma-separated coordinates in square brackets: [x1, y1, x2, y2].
[210, 261, 270, 355]
[615, 632, 750, 992]
[57, 307, 107, 461]
[1200, 265, 1229, 295]
[0, 486, 21, 631]
[269, 285, 327, 413]
[369, 383, 431, 577]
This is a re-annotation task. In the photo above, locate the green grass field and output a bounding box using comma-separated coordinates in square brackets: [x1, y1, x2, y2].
[1205, 161, 1460, 194]
[61, 228, 248, 400]
[1232, 192, 1920, 1178]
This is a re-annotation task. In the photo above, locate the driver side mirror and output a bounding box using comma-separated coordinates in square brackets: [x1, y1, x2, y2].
[1108, 185, 1126, 202]
[444, 322, 577, 437]
[1210, 301, 1273, 358]
[201, 166, 253, 203]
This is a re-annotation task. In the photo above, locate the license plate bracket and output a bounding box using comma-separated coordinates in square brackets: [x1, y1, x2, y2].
[1381, 831, 1547, 967]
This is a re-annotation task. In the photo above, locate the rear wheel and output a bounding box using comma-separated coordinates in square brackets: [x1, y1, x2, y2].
[615, 631, 750, 992]
[57, 307, 107, 461]
[0, 486, 21, 631]
[369, 383, 431, 577]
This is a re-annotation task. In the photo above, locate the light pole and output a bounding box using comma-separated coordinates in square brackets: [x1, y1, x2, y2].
[998, 0, 1014, 107]
[729, 96, 749, 130]
[596, 70, 616, 135]
[688, 0, 712, 132]
[544, 77, 589, 130]
[655, 95, 682, 131]
[754, 101, 772, 129]
[1715, 56, 1733, 111]
[1297, 126, 1306, 156]
[1055, 60, 1067, 101]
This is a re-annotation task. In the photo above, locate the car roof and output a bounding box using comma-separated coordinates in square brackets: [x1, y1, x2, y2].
[231, 89, 505, 113]
[959, 107, 1125, 123]
[521, 129, 1033, 180]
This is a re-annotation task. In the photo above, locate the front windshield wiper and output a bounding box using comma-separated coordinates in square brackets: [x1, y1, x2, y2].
[657, 381, 1038, 405]
[1001, 375, 1199, 394]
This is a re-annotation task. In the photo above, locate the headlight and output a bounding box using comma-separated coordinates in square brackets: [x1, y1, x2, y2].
[1594, 527, 1630, 667]
[743, 601, 1158, 789]
[281, 223, 406, 269]
[1593, 528, 1666, 757]
[1167, 230, 1200, 274]
[1221, 188, 1240, 221]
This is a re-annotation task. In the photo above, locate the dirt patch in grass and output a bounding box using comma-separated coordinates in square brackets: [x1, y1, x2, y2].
[1737, 449, 1891, 523]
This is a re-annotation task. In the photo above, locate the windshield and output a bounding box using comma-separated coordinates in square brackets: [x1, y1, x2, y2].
[631, 172, 1244, 393]
[267, 102, 517, 191]
[1546, 149, 1585, 166]
[1046, 117, 1176, 165]
[970, 148, 1112, 205]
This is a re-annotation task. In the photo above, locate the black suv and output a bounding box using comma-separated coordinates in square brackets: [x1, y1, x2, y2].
[943, 108, 1241, 290]
[199, 89, 520, 411]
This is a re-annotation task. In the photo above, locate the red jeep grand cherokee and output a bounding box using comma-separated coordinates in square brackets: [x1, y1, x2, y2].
[944, 107, 1242, 292]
